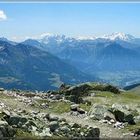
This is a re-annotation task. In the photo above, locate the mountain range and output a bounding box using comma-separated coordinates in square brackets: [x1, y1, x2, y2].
[0, 40, 96, 91]
[1, 32, 140, 90]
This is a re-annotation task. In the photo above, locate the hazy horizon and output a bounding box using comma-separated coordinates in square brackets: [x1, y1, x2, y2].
[0, 3, 140, 41]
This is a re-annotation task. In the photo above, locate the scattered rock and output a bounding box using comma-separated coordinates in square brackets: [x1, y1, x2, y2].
[41, 103, 49, 108]
[110, 119, 115, 123]
[77, 108, 86, 114]
[48, 115, 59, 122]
[0, 88, 4, 92]
[111, 104, 135, 124]
[134, 129, 140, 137]
[6, 115, 28, 128]
[0, 120, 16, 137]
[70, 104, 79, 111]
[90, 93, 96, 97]
[134, 115, 140, 124]
[44, 114, 59, 122]
[2, 110, 11, 117]
[60, 126, 70, 133]
[71, 123, 80, 128]
[38, 128, 52, 137]
[104, 111, 116, 122]
[85, 127, 100, 138]
[113, 121, 124, 129]
[49, 121, 59, 132]
[88, 104, 108, 120]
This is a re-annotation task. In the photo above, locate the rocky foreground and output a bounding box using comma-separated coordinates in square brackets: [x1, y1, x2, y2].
[0, 82, 140, 139]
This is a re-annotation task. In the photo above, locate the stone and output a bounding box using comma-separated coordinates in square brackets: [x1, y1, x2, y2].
[6, 115, 28, 127]
[134, 129, 140, 137]
[104, 111, 116, 121]
[60, 126, 70, 133]
[100, 119, 108, 123]
[41, 103, 49, 108]
[71, 123, 80, 128]
[25, 120, 36, 128]
[0, 120, 16, 137]
[44, 114, 59, 122]
[88, 104, 108, 120]
[58, 118, 66, 122]
[77, 108, 86, 114]
[65, 83, 92, 96]
[0, 121, 8, 126]
[108, 121, 112, 125]
[55, 94, 62, 100]
[2, 110, 11, 117]
[111, 104, 135, 124]
[90, 93, 96, 97]
[49, 121, 59, 132]
[110, 119, 115, 123]
[134, 116, 140, 124]
[0, 102, 5, 108]
[70, 111, 79, 116]
[32, 110, 40, 115]
[113, 121, 124, 129]
[63, 83, 92, 103]
[39, 128, 52, 137]
[0, 88, 4, 92]
[70, 104, 79, 111]
[33, 96, 42, 100]
[48, 115, 59, 122]
[49, 94, 54, 99]
[44, 113, 50, 120]
[59, 83, 70, 91]
[85, 127, 100, 138]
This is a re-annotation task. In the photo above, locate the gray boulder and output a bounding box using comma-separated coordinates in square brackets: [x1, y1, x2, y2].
[0, 88, 4, 92]
[88, 104, 109, 120]
[77, 108, 86, 114]
[44, 114, 59, 122]
[85, 127, 100, 138]
[6, 115, 28, 128]
[104, 111, 116, 122]
[111, 104, 135, 124]
[71, 123, 81, 128]
[60, 126, 70, 133]
[134, 129, 140, 137]
[49, 121, 59, 132]
[0, 120, 15, 137]
[70, 104, 79, 111]
[113, 121, 124, 129]
[39, 128, 52, 137]
[134, 116, 140, 124]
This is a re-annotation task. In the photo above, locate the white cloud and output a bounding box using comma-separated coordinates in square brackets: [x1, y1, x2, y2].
[0, 10, 7, 21]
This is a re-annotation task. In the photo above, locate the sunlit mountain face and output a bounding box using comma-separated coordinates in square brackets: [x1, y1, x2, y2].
[1, 32, 140, 90]
[22, 32, 140, 88]
[0, 40, 97, 91]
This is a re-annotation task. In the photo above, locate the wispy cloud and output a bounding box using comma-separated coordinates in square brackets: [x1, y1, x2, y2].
[0, 10, 7, 21]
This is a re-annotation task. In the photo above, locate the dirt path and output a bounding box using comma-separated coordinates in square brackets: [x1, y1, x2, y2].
[52, 113, 126, 138]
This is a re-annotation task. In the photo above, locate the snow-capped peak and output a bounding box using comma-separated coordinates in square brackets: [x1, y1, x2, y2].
[27, 32, 136, 44]
[101, 32, 135, 41]
[77, 36, 96, 40]
[37, 32, 76, 44]
[0, 37, 9, 42]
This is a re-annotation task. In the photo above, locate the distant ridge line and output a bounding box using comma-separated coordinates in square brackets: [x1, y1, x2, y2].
[123, 83, 140, 90]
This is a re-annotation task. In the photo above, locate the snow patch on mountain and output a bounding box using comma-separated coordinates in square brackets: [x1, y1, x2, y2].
[38, 33, 76, 44]
[101, 32, 135, 42]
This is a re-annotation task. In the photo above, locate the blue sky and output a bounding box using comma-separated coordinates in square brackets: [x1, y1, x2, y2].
[0, 3, 140, 41]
